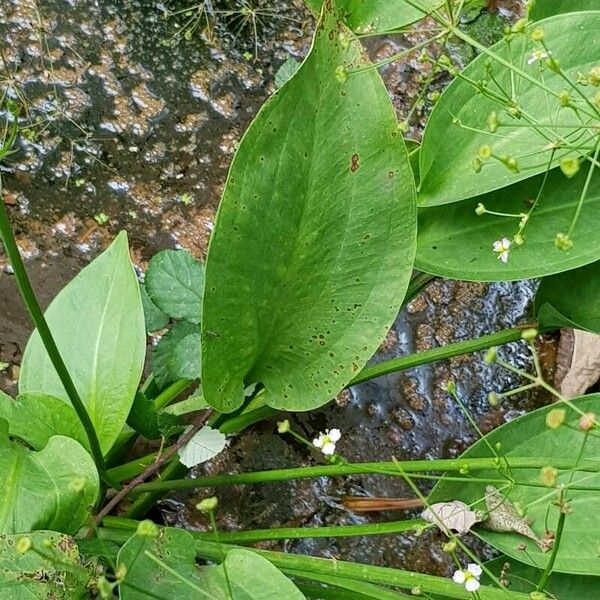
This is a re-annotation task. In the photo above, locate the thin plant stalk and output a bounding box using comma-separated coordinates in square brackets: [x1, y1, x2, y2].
[0, 178, 109, 488]
[123, 456, 599, 495]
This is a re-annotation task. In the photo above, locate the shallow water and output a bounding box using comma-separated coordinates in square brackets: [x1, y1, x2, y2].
[0, 0, 547, 576]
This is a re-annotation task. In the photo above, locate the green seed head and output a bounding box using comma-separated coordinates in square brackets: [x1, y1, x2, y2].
[530, 27, 545, 42]
[16, 536, 32, 554]
[554, 232, 574, 251]
[558, 90, 570, 107]
[521, 328, 538, 341]
[197, 496, 219, 513]
[277, 419, 291, 434]
[560, 157, 580, 178]
[136, 519, 159, 538]
[487, 111, 499, 132]
[478, 145, 492, 160]
[546, 408, 566, 430]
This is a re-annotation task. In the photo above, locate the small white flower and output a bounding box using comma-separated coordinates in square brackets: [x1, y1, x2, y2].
[312, 428, 341, 456]
[453, 564, 482, 593]
[528, 49, 550, 64]
[492, 237, 511, 263]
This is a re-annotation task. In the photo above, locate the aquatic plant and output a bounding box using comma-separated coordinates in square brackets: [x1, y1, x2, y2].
[0, 0, 599, 597]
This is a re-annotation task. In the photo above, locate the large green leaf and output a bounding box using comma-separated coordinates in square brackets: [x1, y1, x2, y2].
[118, 526, 306, 599]
[0, 531, 91, 599]
[0, 424, 99, 535]
[535, 260, 600, 333]
[145, 249, 204, 324]
[0, 392, 88, 452]
[419, 12, 600, 206]
[529, 0, 598, 20]
[415, 169, 600, 281]
[429, 394, 600, 575]
[304, 0, 442, 33]
[483, 557, 600, 598]
[201, 1, 417, 412]
[20, 232, 146, 454]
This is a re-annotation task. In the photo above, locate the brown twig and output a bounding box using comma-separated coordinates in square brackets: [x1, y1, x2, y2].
[94, 410, 212, 526]
[342, 496, 424, 513]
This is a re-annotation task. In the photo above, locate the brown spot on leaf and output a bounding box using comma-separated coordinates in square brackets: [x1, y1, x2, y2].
[350, 153, 360, 172]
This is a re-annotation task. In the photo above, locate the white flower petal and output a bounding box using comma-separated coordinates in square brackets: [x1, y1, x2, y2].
[467, 564, 482, 578]
[501, 237, 511, 248]
[498, 250, 510, 263]
[452, 570, 466, 584]
[313, 436, 324, 448]
[322, 442, 336, 455]
[465, 578, 481, 592]
[492, 240, 503, 251]
[328, 428, 341, 442]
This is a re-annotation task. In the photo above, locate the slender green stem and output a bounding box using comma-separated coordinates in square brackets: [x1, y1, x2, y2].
[535, 508, 566, 592]
[0, 182, 108, 486]
[97, 529, 529, 600]
[124, 457, 600, 495]
[103, 515, 426, 543]
[349, 327, 526, 386]
[193, 540, 528, 600]
[125, 459, 187, 520]
[154, 379, 195, 410]
[109, 326, 537, 484]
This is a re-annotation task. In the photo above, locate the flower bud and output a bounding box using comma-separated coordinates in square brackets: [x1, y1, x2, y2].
[560, 157, 580, 178]
[530, 27, 545, 41]
[579, 412, 596, 432]
[478, 145, 492, 160]
[484, 347, 498, 364]
[16, 536, 32, 554]
[136, 520, 159, 537]
[546, 408, 566, 429]
[540, 466, 558, 487]
[335, 65, 348, 83]
[488, 391, 500, 407]
[558, 90, 570, 107]
[554, 232, 573, 251]
[197, 496, 219, 513]
[521, 328, 538, 341]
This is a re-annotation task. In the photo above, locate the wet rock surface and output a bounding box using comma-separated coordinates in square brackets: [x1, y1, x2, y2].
[0, 0, 544, 576]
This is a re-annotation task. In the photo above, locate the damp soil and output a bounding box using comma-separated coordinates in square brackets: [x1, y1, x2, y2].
[0, 0, 555, 578]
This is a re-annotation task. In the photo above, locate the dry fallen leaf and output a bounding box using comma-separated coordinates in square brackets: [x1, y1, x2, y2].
[421, 500, 483, 535]
[555, 329, 600, 399]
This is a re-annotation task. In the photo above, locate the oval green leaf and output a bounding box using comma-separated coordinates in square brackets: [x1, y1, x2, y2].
[0, 425, 99, 535]
[201, 2, 416, 413]
[0, 531, 91, 599]
[416, 168, 600, 281]
[429, 394, 600, 575]
[304, 0, 442, 32]
[118, 527, 306, 600]
[419, 12, 600, 206]
[535, 260, 600, 333]
[145, 249, 204, 324]
[529, 1, 598, 20]
[20, 232, 146, 454]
